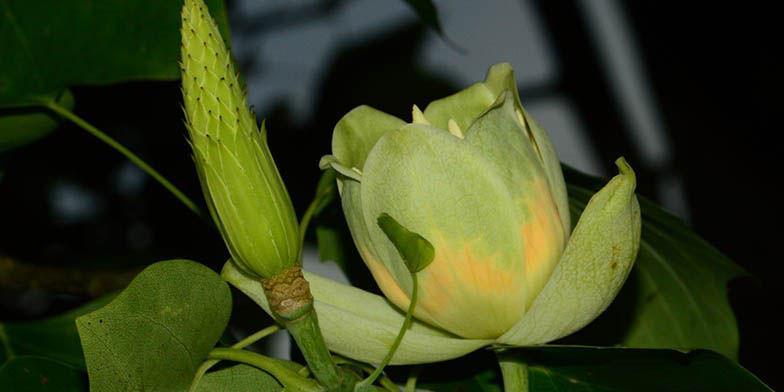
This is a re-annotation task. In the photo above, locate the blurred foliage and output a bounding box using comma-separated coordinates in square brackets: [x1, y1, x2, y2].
[0, 90, 73, 153]
[0, 356, 86, 391]
[0, 0, 230, 106]
[0, 294, 114, 369]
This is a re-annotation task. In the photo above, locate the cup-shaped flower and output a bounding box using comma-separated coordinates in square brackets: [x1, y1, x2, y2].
[180, 0, 299, 280]
[320, 63, 641, 341]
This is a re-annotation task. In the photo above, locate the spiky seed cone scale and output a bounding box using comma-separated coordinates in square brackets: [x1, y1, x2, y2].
[180, 0, 300, 279]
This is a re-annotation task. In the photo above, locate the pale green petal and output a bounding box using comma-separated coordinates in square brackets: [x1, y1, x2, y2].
[360, 124, 529, 339]
[520, 107, 571, 241]
[464, 93, 566, 305]
[482, 63, 518, 97]
[221, 262, 489, 365]
[331, 105, 407, 171]
[497, 158, 641, 346]
[422, 83, 496, 131]
[483, 63, 571, 239]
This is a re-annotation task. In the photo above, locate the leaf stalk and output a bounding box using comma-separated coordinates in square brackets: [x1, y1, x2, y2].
[37, 97, 207, 221]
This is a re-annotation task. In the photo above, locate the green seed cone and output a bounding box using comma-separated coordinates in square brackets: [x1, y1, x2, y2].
[180, 0, 300, 279]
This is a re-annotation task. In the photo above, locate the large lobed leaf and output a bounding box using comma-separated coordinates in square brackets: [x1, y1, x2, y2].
[76, 259, 231, 391]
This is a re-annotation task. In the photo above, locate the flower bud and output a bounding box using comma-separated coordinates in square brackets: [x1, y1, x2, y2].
[180, 0, 299, 279]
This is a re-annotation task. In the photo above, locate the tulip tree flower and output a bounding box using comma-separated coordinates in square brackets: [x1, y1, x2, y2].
[223, 63, 641, 365]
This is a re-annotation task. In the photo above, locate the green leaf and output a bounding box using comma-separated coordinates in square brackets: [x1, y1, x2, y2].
[195, 364, 282, 392]
[76, 259, 232, 391]
[0, 356, 87, 392]
[377, 213, 434, 273]
[420, 369, 501, 392]
[316, 225, 346, 268]
[563, 166, 746, 360]
[514, 346, 771, 392]
[1, 294, 115, 369]
[0, 0, 230, 106]
[0, 90, 73, 153]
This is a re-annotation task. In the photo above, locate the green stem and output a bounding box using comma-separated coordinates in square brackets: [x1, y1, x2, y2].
[496, 350, 529, 392]
[284, 307, 354, 391]
[298, 176, 334, 251]
[357, 272, 419, 390]
[208, 347, 322, 392]
[189, 325, 281, 392]
[298, 191, 321, 247]
[37, 97, 207, 221]
[332, 356, 396, 392]
[404, 367, 421, 392]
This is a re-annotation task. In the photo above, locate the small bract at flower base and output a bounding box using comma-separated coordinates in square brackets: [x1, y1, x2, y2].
[223, 63, 641, 366]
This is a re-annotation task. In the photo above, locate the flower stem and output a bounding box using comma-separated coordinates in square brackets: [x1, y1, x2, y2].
[404, 366, 422, 392]
[496, 350, 529, 392]
[261, 267, 355, 390]
[208, 347, 322, 392]
[37, 97, 207, 221]
[188, 325, 280, 392]
[284, 306, 355, 391]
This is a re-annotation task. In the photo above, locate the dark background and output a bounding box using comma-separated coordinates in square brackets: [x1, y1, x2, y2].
[0, 1, 780, 389]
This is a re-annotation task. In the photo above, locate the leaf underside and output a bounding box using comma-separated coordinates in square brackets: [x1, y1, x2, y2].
[76, 259, 232, 391]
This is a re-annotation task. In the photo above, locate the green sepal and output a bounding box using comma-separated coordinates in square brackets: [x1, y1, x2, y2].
[377, 213, 435, 273]
[319, 155, 362, 183]
[222, 261, 490, 365]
